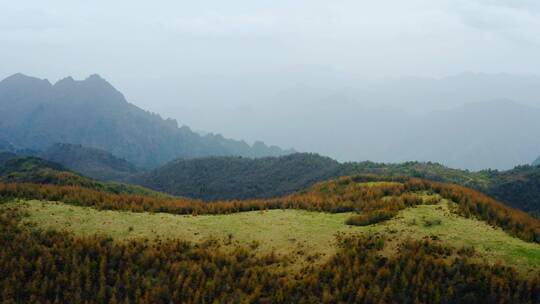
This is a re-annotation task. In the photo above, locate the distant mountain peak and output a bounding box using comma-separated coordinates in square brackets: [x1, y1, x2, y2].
[85, 73, 106, 82]
[4, 72, 29, 80]
[54, 76, 75, 87]
[0, 73, 52, 88]
[81, 74, 120, 94]
[3, 73, 32, 81]
[51, 74, 113, 89]
[50, 74, 127, 106]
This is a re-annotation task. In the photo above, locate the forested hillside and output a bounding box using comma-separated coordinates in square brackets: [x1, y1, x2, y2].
[129, 154, 343, 200]
[0, 153, 168, 197]
[375, 164, 540, 217]
[131, 153, 540, 216]
[0, 73, 292, 168]
[41, 143, 138, 181]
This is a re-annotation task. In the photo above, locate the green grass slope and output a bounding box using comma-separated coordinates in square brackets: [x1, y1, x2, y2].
[7, 198, 540, 274]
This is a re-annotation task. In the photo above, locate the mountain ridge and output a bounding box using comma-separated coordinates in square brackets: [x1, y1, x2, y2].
[0, 73, 293, 168]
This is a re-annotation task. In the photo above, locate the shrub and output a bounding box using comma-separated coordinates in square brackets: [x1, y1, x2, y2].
[423, 218, 442, 227]
[345, 210, 398, 226]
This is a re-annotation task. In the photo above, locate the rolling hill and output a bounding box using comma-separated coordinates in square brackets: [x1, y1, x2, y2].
[130, 153, 540, 216]
[0, 73, 292, 168]
[1, 174, 540, 302]
[129, 153, 343, 200]
[0, 152, 169, 197]
[7, 149, 540, 218]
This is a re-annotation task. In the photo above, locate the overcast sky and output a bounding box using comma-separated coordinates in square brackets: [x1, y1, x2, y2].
[1, 0, 540, 147]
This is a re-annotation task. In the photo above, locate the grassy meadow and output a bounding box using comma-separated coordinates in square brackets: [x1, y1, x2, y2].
[4, 197, 540, 273]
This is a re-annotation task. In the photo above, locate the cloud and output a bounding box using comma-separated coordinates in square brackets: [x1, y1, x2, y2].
[450, 0, 540, 45]
[478, 0, 540, 13]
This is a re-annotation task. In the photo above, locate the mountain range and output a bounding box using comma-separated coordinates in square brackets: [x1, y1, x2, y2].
[174, 71, 540, 170]
[3, 73, 540, 171]
[238, 98, 540, 170]
[0, 73, 293, 168]
[387, 100, 540, 170]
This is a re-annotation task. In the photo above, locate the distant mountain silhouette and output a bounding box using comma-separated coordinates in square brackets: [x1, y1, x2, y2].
[0, 73, 293, 168]
[534, 156, 540, 166]
[388, 100, 540, 170]
[181, 71, 540, 170]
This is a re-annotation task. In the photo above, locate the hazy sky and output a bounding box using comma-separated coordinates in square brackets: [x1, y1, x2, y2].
[2, 0, 540, 149]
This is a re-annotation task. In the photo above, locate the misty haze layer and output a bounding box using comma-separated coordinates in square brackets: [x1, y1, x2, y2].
[176, 72, 540, 170]
[1, 1, 540, 170]
[1, 73, 539, 171]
